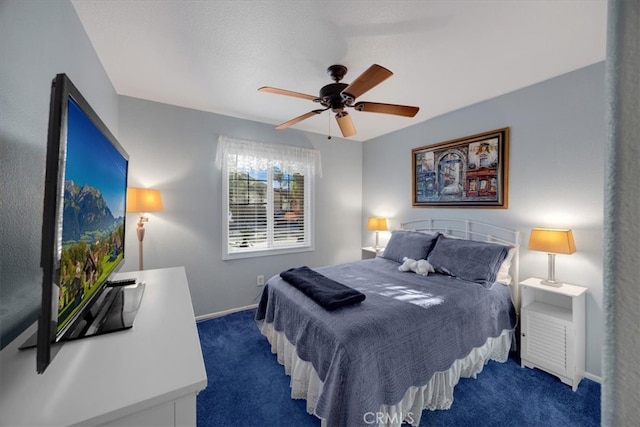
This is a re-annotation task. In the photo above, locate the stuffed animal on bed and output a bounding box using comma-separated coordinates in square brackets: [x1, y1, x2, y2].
[398, 257, 435, 276]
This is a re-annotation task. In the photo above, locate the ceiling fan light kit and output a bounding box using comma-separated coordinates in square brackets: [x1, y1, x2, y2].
[258, 64, 419, 138]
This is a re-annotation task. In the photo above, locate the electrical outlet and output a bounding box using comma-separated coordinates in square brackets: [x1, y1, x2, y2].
[256, 275, 265, 286]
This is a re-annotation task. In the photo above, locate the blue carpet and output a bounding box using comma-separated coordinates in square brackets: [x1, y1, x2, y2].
[196, 309, 600, 427]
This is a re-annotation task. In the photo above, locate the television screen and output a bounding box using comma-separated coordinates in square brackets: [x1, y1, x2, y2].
[55, 96, 127, 331]
[28, 74, 142, 374]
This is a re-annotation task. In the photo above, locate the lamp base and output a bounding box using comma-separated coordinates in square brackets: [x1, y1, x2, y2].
[540, 279, 563, 287]
[541, 253, 563, 287]
[136, 218, 146, 271]
[374, 231, 380, 252]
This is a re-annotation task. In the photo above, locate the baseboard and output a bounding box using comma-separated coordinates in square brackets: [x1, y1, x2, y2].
[196, 304, 258, 322]
[583, 371, 602, 384]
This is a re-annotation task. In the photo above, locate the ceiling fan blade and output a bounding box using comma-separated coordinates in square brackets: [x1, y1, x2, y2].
[275, 110, 323, 130]
[353, 102, 419, 117]
[258, 86, 317, 101]
[335, 111, 356, 137]
[342, 64, 393, 101]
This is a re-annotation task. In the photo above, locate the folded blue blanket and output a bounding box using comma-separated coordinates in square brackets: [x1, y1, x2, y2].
[280, 266, 366, 310]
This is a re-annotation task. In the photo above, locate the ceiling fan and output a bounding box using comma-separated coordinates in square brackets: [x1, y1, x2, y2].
[258, 64, 420, 138]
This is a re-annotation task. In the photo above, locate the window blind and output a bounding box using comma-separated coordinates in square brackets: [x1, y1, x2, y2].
[216, 136, 320, 258]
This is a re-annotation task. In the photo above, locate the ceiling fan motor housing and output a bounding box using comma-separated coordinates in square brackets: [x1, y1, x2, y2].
[318, 82, 349, 111]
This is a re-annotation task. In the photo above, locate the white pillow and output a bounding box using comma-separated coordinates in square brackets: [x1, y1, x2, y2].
[496, 246, 517, 285]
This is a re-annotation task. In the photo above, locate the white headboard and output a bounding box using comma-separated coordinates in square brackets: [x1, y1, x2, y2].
[400, 218, 521, 310]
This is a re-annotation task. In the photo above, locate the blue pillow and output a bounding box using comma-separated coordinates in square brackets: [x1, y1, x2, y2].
[427, 236, 509, 288]
[382, 230, 440, 263]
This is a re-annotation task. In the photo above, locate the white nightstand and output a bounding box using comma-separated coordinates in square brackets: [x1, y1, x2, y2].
[519, 277, 587, 391]
[361, 246, 384, 260]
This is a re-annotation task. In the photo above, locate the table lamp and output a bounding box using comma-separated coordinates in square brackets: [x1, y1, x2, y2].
[367, 217, 388, 251]
[127, 187, 163, 270]
[528, 228, 576, 287]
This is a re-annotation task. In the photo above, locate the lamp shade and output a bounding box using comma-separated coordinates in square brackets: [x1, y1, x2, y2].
[367, 217, 388, 231]
[528, 228, 576, 254]
[127, 187, 164, 213]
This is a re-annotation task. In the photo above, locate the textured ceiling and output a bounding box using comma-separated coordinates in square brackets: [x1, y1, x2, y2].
[71, 1, 607, 142]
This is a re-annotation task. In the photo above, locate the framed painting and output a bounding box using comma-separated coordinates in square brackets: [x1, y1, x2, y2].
[412, 127, 509, 208]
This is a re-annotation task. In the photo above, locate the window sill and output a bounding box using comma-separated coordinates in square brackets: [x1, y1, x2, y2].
[222, 245, 314, 260]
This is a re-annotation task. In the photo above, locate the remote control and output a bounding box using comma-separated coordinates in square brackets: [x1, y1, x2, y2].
[106, 278, 137, 287]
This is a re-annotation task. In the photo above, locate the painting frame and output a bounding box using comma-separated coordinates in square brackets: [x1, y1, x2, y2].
[412, 127, 509, 208]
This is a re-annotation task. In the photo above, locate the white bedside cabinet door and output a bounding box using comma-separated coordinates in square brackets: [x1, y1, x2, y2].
[522, 308, 571, 378]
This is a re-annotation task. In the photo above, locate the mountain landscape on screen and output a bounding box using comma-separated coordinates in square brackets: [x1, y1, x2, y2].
[63, 181, 122, 242]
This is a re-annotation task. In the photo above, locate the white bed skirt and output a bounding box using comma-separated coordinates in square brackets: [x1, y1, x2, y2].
[258, 320, 513, 427]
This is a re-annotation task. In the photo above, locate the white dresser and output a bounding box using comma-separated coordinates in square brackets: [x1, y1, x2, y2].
[0, 266, 207, 426]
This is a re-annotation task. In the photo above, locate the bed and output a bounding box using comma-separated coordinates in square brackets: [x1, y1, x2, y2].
[255, 219, 520, 426]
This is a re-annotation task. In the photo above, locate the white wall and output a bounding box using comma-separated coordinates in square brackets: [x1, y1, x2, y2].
[0, 0, 119, 348]
[362, 63, 606, 377]
[117, 96, 363, 317]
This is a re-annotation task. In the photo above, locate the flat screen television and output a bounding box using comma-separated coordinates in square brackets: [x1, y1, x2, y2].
[21, 74, 145, 374]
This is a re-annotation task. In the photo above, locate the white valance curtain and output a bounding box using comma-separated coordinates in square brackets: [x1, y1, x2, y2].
[215, 136, 322, 177]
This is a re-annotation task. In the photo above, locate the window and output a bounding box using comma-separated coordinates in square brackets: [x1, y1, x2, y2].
[216, 136, 321, 259]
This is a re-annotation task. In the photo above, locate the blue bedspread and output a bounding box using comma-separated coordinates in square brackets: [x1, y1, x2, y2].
[255, 257, 516, 426]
